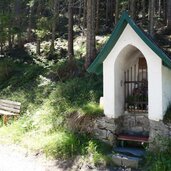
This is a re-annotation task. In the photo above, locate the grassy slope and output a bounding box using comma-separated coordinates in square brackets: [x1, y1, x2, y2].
[0, 37, 113, 166]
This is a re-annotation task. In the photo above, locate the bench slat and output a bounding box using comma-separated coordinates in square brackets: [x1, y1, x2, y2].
[0, 109, 19, 116]
[0, 99, 21, 106]
[0, 102, 21, 110]
[117, 135, 149, 142]
[0, 104, 20, 113]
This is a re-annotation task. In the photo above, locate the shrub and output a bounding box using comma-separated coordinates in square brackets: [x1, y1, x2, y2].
[144, 137, 171, 171]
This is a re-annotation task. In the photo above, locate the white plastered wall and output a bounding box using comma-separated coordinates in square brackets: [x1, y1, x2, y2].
[114, 47, 143, 118]
[103, 24, 163, 121]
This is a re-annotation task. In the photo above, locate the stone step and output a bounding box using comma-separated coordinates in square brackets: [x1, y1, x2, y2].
[110, 153, 142, 169]
[114, 147, 146, 157]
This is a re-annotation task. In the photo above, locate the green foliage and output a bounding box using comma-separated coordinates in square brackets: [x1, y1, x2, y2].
[144, 137, 171, 171]
[81, 102, 103, 116]
[0, 59, 15, 82]
[0, 54, 104, 160]
[145, 151, 171, 171]
[43, 132, 80, 158]
[86, 140, 107, 166]
[57, 75, 102, 106]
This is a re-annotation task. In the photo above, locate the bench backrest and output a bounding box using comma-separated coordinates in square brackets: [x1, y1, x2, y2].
[0, 99, 21, 115]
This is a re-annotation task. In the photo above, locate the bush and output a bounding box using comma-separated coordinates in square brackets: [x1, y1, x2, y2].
[43, 132, 80, 158]
[144, 137, 171, 171]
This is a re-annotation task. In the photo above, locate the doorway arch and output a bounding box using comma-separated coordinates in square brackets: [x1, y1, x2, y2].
[114, 44, 148, 115]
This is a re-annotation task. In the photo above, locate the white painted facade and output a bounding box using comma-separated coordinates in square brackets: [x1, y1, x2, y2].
[103, 24, 171, 121]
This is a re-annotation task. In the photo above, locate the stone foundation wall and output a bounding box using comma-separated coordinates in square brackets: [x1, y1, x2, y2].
[92, 114, 150, 145]
[93, 117, 117, 145]
[149, 120, 171, 148]
[119, 114, 150, 134]
[68, 112, 171, 147]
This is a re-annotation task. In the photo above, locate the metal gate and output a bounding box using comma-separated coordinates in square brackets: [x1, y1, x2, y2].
[124, 58, 148, 113]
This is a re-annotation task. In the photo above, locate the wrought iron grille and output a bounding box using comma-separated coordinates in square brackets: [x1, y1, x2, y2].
[124, 58, 148, 113]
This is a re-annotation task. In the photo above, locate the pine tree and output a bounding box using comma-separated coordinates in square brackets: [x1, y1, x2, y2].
[85, 0, 96, 69]
[68, 0, 74, 60]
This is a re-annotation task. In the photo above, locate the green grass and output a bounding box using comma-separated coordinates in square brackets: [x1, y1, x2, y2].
[0, 33, 111, 164]
[81, 102, 104, 116]
[0, 55, 106, 162]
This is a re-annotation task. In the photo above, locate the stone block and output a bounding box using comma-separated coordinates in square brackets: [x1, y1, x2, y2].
[106, 131, 115, 145]
[94, 128, 107, 139]
[111, 154, 122, 166]
[122, 156, 139, 169]
[105, 123, 115, 132]
[111, 154, 140, 168]
[95, 118, 106, 129]
[130, 126, 143, 132]
[105, 117, 115, 124]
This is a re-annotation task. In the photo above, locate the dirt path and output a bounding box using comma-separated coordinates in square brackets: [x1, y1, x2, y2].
[0, 144, 137, 171]
[0, 144, 64, 171]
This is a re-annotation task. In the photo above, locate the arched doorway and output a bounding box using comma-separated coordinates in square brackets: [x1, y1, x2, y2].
[114, 45, 148, 115]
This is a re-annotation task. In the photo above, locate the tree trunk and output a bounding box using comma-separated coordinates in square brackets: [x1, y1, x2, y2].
[163, 0, 167, 24]
[109, 0, 114, 26]
[68, 0, 74, 60]
[36, 39, 40, 55]
[95, 0, 100, 34]
[83, 0, 87, 29]
[36, 0, 42, 55]
[50, 0, 59, 53]
[15, 0, 22, 47]
[78, 0, 82, 26]
[8, 19, 12, 49]
[115, 0, 119, 24]
[130, 0, 136, 20]
[28, 4, 34, 42]
[106, 0, 109, 25]
[142, 0, 146, 22]
[158, 0, 161, 17]
[167, 0, 171, 29]
[0, 41, 3, 55]
[85, 0, 96, 69]
[149, 0, 155, 36]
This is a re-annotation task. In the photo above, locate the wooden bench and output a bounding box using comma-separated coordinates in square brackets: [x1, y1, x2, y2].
[0, 99, 21, 125]
[117, 134, 149, 147]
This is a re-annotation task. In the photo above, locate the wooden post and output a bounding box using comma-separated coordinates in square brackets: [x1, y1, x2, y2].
[3, 115, 8, 125]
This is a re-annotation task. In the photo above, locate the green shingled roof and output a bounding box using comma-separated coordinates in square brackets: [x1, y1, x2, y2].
[87, 12, 171, 74]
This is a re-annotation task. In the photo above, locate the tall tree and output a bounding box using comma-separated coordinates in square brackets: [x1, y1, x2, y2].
[115, 0, 119, 24]
[167, 0, 171, 29]
[158, 0, 161, 17]
[106, 0, 110, 25]
[142, 0, 146, 23]
[14, 0, 22, 47]
[68, 0, 74, 60]
[36, 0, 42, 55]
[149, 0, 155, 36]
[130, 0, 136, 20]
[28, 1, 34, 42]
[85, 0, 96, 69]
[95, 0, 100, 34]
[83, 0, 87, 29]
[50, 0, 59, 53]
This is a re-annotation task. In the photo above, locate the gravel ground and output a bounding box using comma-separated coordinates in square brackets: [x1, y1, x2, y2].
[0, 144, 140, 171]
